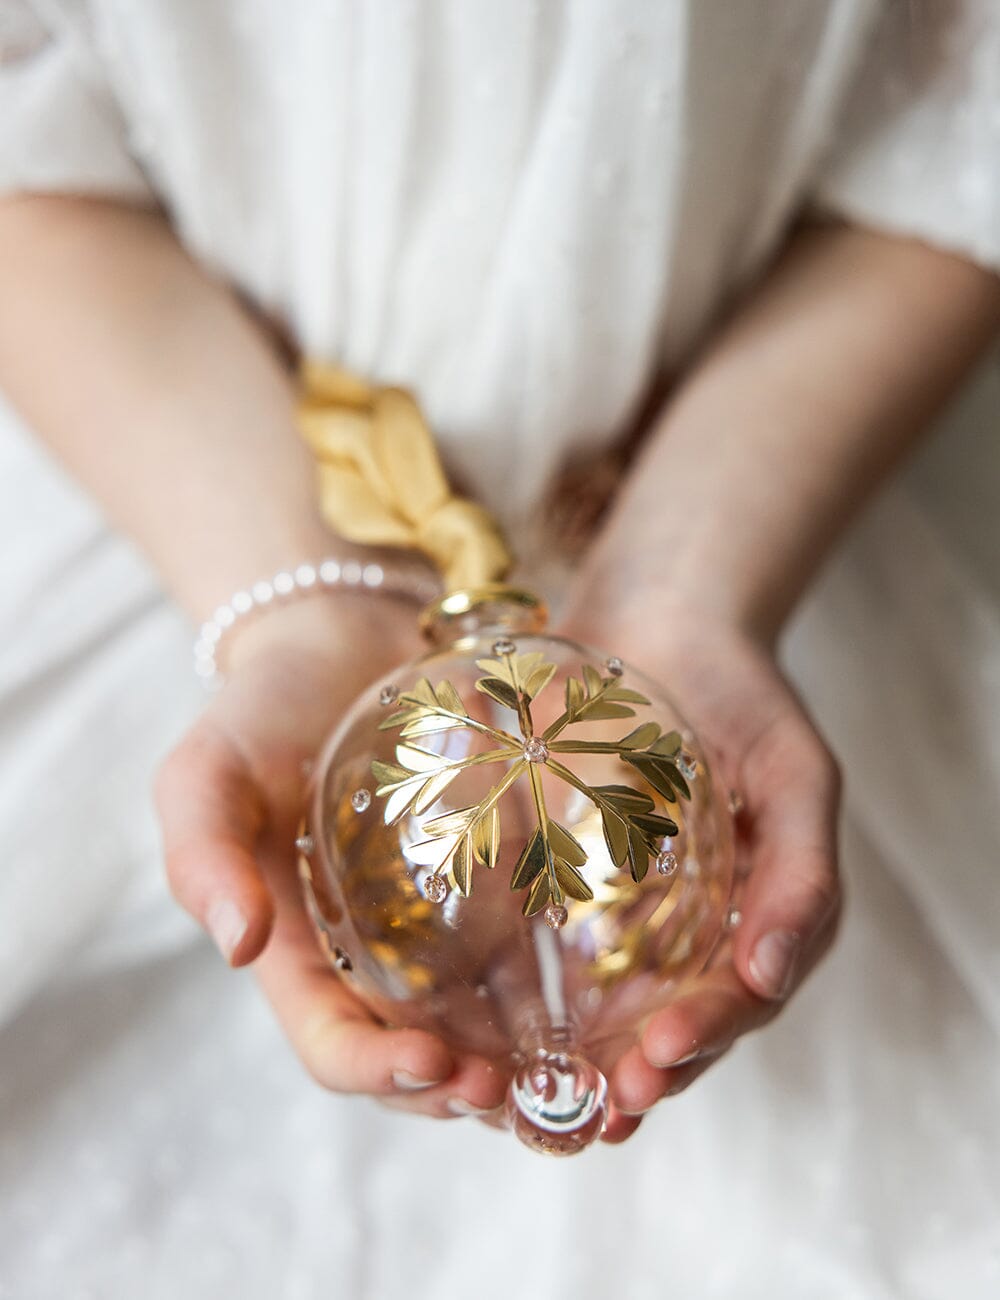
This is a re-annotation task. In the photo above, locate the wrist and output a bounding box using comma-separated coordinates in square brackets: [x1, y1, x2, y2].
[224, 588, 421, 678]
[563, 540, 779, 657]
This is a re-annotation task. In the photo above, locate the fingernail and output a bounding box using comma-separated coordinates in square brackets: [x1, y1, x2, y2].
[749, 929, 800, 1000]
[647, 1043, 701, 1070]
[205, 898, 247, 963]
[446, 1098, 492, 1116]
[392, 1070, 439, 1092]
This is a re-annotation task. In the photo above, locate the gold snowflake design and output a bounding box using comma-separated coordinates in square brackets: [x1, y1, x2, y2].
[371, 645, 692, 919]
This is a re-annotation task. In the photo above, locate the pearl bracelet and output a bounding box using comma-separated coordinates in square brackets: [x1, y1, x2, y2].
[193, 558, 440, 688]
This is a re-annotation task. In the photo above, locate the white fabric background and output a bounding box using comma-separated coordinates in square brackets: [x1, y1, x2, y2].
[0, 2, 998, 1297]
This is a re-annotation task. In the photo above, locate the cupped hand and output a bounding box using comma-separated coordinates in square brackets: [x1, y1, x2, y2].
[154, 597, 509, 1122]
[558, 595, 842, 1142]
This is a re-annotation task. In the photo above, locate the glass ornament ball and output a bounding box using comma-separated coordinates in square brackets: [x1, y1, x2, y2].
[298, 587, 735, 1155]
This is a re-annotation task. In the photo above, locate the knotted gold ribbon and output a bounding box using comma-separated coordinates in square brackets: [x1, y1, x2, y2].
[296, 360, 512, 593]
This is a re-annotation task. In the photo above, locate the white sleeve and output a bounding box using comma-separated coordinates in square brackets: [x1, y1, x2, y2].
[812, 0, 1000, 272]
[0, 0, 153, 201]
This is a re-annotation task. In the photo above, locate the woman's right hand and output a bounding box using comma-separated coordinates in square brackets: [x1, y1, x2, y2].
[154, 597, 510, 1121]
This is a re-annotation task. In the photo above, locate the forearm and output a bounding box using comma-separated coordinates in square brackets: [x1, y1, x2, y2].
[0, 195, 332, 622]
[587, 222, 1000, 642]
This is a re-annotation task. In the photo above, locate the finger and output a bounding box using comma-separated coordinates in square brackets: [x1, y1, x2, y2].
[375, 1055, 509, 1119]
[155, 724, 274, 965]
[642, 964, 774, 1067]
[733, 714, 842, 1001]
[254, 920, 456, 1096]
[601, 1103, 643, 1145]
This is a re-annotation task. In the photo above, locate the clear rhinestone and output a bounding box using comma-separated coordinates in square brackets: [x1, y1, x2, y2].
[656, 849, 679, 877]
[523, 736, 549, 764]
[424, 873, 448, 904]
[678, 751, 698, 780]
[605, 656, 624, 677]
[492, 637, 516, 656]
[333, 947, 353, 971]
[727, 789, 744, 816]
[295, 834, 314, 855]
[351, 788, 371, 813]
[725, 906, 743, 931]
[543, 903, 568, 930]
[379, 684, 399, 707]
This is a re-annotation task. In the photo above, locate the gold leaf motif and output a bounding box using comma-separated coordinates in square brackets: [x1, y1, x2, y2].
[395, 744, 445, 772]
[413, 768, 460, 815]
[604, 686, 651, 705]
[554, 858, 594, 901]
[623, 753, 689, 802]
[618, 722, 661, 750]
[407, 678, 439, 707]
[472, 805, 500, 868]
[383, 783, 420, 824]
[600, 806, 630, 868]
[565, 676, 585, 713]
[400, 714, 465, 737]
[523, 870, 552, 917]
[371, 653, 694, 922]
[371, 759, 413, 787]
[523, 661, 557, 700]
[453, 837, 472, 896]
[475, 677, 520, 710]
[627, 825, 650, 883]
[423, 805, 478, 837]
[474, 657, 512, 683]
[434, 679, 466, 714]
[377, 708, 413, 731]
[548, 820, 587, 867]
[650, 730, 683, 757]
[511, 829, 546, 889]
[578, 701, 636, 721]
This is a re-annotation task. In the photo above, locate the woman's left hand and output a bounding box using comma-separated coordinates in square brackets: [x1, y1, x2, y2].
[558, 593, 842, 1144]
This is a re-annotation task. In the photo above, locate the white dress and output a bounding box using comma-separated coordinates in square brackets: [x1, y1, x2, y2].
[1, 3, 999, 1297]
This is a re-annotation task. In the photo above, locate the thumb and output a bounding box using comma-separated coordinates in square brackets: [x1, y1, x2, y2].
[154, 723, 275, 965]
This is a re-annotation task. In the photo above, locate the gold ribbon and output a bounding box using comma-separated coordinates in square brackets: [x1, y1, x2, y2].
[296, 360, 512, 592]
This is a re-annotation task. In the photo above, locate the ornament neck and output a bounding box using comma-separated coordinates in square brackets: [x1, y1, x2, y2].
[419, 585, 549, 648]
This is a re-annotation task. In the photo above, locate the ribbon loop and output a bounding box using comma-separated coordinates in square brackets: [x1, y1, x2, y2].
[296, 361, 512, 592]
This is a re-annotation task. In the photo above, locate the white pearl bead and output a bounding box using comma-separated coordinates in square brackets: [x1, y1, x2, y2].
[362, 563, 384, 587]
[251, 581, 274, 604]
[319, 559, 341, 584]
[342, 561, 362, 585]
[295, 564, 317, 588]
[231, 591, 252, 614]
[273, 571, 295, 596]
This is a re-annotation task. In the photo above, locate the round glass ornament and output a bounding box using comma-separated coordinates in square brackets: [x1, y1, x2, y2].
[299, 587, 735, 1155]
